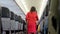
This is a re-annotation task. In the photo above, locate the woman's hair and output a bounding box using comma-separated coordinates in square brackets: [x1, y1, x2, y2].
[30, 6, 37, 12]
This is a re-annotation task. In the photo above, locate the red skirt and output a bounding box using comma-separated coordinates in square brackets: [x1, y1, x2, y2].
[27, 22, 36, 33]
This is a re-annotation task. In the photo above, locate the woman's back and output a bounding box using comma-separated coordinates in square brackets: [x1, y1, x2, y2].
[26, 12, 38, 22]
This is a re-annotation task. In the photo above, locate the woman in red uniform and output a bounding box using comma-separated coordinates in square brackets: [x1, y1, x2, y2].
[26, 6, 38, 34]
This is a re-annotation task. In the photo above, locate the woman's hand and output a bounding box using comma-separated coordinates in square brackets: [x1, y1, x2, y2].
[36, 21, 38, 25]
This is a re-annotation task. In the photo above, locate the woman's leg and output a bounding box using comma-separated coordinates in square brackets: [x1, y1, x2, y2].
[34, 32, 36, 34]
[28, 32, 32, 34]
[28, 32, 36, 34]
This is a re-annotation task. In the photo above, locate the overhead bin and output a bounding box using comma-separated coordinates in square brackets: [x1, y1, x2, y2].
[1, 7, 10, 30]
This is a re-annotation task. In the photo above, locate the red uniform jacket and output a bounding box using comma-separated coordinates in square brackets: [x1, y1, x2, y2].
[26, 11, 38, 33]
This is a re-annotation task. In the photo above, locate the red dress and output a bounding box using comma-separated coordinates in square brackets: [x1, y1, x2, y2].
[26, 11, 38, 33]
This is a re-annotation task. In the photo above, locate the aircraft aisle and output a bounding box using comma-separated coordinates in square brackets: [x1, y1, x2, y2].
[0, 0, 60, 34]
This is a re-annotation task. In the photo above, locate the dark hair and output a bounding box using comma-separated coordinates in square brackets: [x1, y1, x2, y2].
[30, 6, 36, 12]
